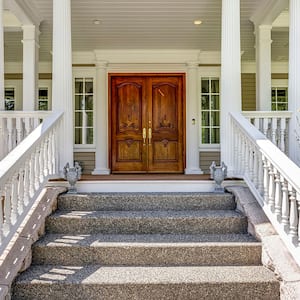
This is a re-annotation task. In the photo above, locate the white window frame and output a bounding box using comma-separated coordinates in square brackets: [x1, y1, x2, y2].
[73, 68, 96, 152]
[38, 80, 52, 111]
[4, 87, 16, 111]
[198, 67, 221, 151]
[271, 79, 288, 111]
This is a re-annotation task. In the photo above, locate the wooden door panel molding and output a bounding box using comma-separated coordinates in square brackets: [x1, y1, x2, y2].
[110, 73, 185, 173]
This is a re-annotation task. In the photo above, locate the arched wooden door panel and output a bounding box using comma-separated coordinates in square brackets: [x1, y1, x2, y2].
[110, 74, 185, 173]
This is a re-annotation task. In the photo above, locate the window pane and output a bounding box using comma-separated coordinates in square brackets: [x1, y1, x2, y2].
[202, 128, 210, 144]
[38, 101, 48, 110]
[201, 79, 209, 93]
[211, 111, 220, 126]
[87, 128, 94, 144]
[5, 100, 15, 111]
[75, 79, 83, 93]
[5, 88, 14, 99]
[201, 95, 210, 109]
[75, 95, 83, 110]
[211, 128, 220, 143]
[211, 95, 219, 109]
[75, 112, 83, 126]
[202, 111, 210, 126]
[87, 112, 93, 126]
[39, 88, 48, 99]
[272, 89, 276, 97]
[75, 128, 82, 144]
[211, 79, 219, 93]
[85, 95, 93, 110]
[277, 89, 287, 97]
[85, 80, 93, 93]
[272, 103, 277, 111]
[278, 103, 288, 111]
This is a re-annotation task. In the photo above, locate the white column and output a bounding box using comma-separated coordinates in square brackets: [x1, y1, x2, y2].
[0, 0, 4, 110]
[92, 61, 110, 174]
[255, 25, 272, 111]
[52, 0, 74, 170]
[220, 0, 242, 175]
[288, 0, 300, 165]
[22, 25, 40, 111]
[185, 62, 203, 174]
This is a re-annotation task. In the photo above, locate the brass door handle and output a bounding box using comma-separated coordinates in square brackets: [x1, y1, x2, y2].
[148, 128, 152, 145]
[143, 128, 147, 145]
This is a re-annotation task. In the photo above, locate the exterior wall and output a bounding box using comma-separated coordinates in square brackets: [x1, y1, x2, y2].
[199, 151, 220, 174]
[241, 73, 256, 111]
[74, 152, 95, 174]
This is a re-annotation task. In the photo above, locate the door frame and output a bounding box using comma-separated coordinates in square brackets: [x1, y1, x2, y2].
[108, 73, 186, 173]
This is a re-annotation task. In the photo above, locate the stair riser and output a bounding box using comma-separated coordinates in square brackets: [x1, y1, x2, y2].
[58, 194, 236, 211]
[46, 217, 248, 235]
[32, 244, 262, 266]
[13, 282, 280, 300]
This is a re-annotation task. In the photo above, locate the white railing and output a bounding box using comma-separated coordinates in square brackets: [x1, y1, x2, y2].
[0, 111, 63, 254]
[242, 111, 292, 154]
[0, 111, 51, 160]
[231, 112, 300, 266]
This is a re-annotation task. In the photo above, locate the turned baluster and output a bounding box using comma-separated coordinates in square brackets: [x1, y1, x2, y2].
[7, 118, 13, 152]
[3, 181, 12, 235]
[16, 117, 23, 145]
[17, 168, 25, 215]
[10, 174, 19, 225]
[274, 169, 282, 221]
[271, 117, 277, 146]
[29, 153, 35, 198]
[257, 153, 264, 195]
[23, 160, 30, 206]
[34, 148, 40, 191]
[0, 189, 3, 244]
[289, 189, 298, 244]
[263, 156, 269, 204]
[280, 118, 287, 153]
[281, 179, 290, 232]
[268, 165, 275, 212]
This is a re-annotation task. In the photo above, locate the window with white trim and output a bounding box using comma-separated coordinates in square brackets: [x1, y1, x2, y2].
[201, 77, 220, 144]
[271, 87, 288, 111]
[38, 87, 49, 110]
[74, 77, 94, 145]
[4, 88, 15, 111]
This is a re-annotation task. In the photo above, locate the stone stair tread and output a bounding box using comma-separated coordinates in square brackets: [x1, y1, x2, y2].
[15, 265, 278, 285]
[58, 192, 235, 211]
[49, 209, 244, 219]
[35, 233, 258, 247]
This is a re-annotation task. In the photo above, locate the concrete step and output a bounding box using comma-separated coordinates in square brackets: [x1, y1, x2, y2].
[46, 210, 248, 235]
[58, 192, 236, 211]
[12, 265, 280, 300]
[32, 233, 261, 266]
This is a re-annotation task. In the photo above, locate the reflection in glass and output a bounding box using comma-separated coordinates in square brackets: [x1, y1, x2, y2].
[201, 79, 209, 93]
[201, 95, 210, 109]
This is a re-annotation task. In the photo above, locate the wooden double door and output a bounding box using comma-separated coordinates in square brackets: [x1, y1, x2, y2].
[110, 74, 185, 173]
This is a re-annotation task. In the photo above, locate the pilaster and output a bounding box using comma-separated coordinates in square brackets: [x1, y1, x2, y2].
[52, 0, 74, 170]
[185, 62, 203, 174]
[0, 0, 4, 110]
[255, 25, 272, 111]
[220, 0, 242, 175]
[22, 24, 40, 111]
[288, 0, 300, 165]
[92, 61, 110, 175]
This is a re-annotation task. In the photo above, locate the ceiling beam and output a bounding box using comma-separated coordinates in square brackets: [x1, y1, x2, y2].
[250, 0, 288, 26]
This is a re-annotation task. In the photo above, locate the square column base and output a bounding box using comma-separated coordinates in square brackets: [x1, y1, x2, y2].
[92, 168, 111, 175]
[185, 168, 204, 175]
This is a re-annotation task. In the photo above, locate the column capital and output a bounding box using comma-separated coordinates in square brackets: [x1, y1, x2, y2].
[186, 61, 199, 68]
[95, 60, 109, 69]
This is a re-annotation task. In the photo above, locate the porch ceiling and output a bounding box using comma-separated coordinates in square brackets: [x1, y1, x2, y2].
[4, 0, 289, 63]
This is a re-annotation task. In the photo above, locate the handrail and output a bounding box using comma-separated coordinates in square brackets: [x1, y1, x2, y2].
[0, 111, 63, 254]
[231, 111, 300, 266]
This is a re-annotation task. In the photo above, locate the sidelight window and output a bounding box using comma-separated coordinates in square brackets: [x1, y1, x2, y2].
[201, 77, 220, 145]
[38, 87, 49, 110]
[74, 77, 94, 145]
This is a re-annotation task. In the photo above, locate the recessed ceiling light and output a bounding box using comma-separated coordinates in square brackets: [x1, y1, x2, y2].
[93, 19, 102, 25]
[194, 20, 202, 25]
